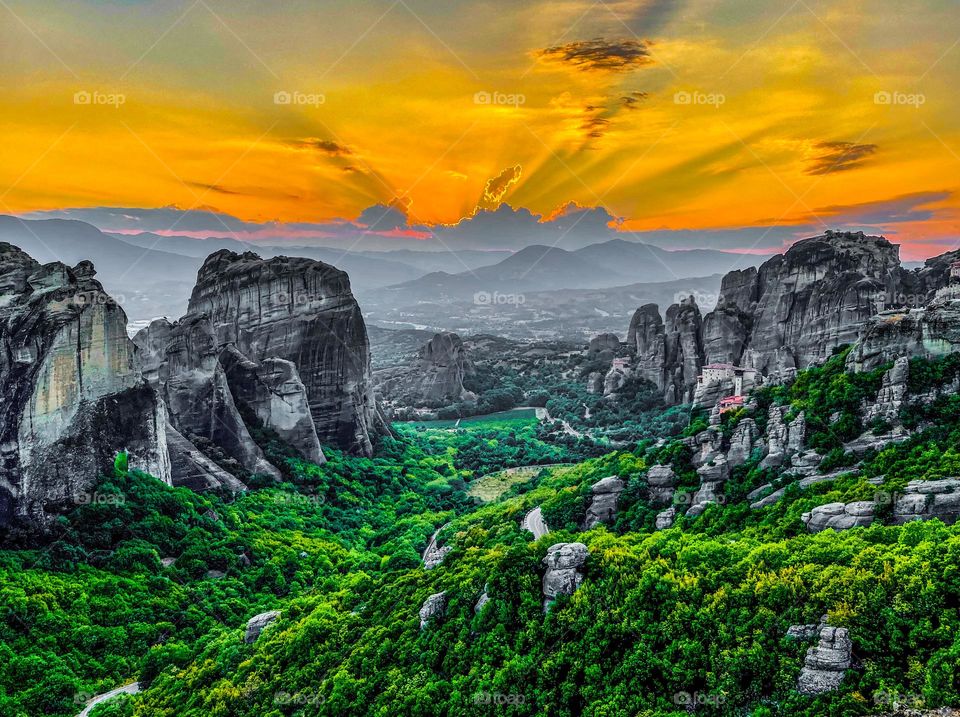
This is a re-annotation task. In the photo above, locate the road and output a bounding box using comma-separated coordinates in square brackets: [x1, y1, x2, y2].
[421, 522, 450, 563]
[521, 507, 549, 539]
[76, 683, 139, 717]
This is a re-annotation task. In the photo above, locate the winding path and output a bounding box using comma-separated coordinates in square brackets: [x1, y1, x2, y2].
[521, 507, 549, 539]
[76, 683, 139, 717]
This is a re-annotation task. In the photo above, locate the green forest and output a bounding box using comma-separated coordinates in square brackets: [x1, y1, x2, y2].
[2, 351, 960, 716]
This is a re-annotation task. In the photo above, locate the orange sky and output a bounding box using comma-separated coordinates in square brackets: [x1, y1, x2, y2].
[2, 0, 960, 258]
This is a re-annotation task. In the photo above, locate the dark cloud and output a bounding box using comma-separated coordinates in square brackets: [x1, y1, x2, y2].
[807, 191, 951, 225]
[185, 182, 301, 200]
[623, 0, 685, 34]
[357, 203, 408, 231]
[806, 141, 877, 175]
[477, 165, 522, 211]
[620, 91, 649, 109]
[580, 116, 611, 139]
[288, 138, 353, 156]
[537, 39, 653, 72]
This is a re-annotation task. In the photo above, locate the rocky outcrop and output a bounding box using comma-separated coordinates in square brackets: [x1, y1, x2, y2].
[583, 476, 624, 529]
[474, 585, 490, 614]
[760, 407, 805, 469]
[645, 465, 677, 506]
[664, 297, 705, 404]
[587, 333, 620, 356]
[419, 591, 447, 629]
[542, 542, 588, 611]
[705, 231, 900, 373]
[375, 332, 473, 408]
[422, 523, 452, 570]
[219, 346, 325, 464]
[864, 357, 910, 425]
[727, 418, 759, 468]
[847, 302, 960, 372]
[797, 624, 854, 694]
[187, 250, 382, 456]
[164, 422, 246, 493]
[0, 245, 170, 533]
[585, 371, 605, 394]
[244, 610, 280, 643]
[655, 507, 676, 529]
[687, 457, 730, 517]
[802, 501, 876, 532]
[892, 478, 960, 525]
[602, 363, 631, 395]
[134, 316, 280, 483]
[627, 303, 669, 393]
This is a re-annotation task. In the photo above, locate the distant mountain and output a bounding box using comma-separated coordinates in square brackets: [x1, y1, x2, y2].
[0, 217, 203, 323]
[379, 240, 771, 303]
[111, 232, 255, 257]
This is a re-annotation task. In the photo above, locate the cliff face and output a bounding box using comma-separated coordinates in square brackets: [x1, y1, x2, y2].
[375, 332, 473, 407]
[626, 231, 957, 407]
[703, 232, 901, 372]
[626, 298, 705, 404]
[0, 244, 170, 533]
[186, 250, 381, 456]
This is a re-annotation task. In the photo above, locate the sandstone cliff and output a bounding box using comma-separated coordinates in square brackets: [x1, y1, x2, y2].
[0, 244, 170, 533]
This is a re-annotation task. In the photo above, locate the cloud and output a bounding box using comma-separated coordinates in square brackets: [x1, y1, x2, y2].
[536, 39, 653, 72]
[808, 190, 952, 225]
[806, 141, 878, 175]
[620, 91, 649, 109]
[357, 202, 409, 231]
[477, 165, 522, 212]
[288, 138, 353, 156]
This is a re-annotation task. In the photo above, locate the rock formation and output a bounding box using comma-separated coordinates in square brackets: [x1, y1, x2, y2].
[645, 465, 677, 507]
[474, 585, 490, 614]
[0, 245, 170, 533]
[134, 316, 280, 483]
[419, 591, 447, 629]
[705, 231, 900, 373]
[863, 357, 910, 425]
[687, 457, 730, 517]
[587, 333, 620, 356]
[797, 624, 854, 694]
[846, 301, 960, 372]
[760, 407, 805, 469]
[244, 610, 280, 643]
[626, 231, 960, 409]
[375, 332, 473, 407]
[892, 478, 960, 525]
[219, 346, 325, 464]
[188, 250, 382, 456]
[655, 507, 676, 529]
[542, 542, 588, 612]
[802, 501, 876, 532]
[726, 418, 759, 468]
[583, 476, 624, 529]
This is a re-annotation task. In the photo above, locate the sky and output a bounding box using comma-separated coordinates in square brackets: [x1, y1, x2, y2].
[2, 0, 960, 259]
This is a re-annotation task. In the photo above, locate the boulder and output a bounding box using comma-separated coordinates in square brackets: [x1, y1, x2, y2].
[244, 610, 280, 643]
[0, 246, 171, 533]
[645, 465, 677, 506]
[587, 333, 620, 356]
[802, 501, 876, 532]
[474, 585, 490, 614]
[419, 591, 447, 630]
[655, 507, 676, 529]
[797, 625, 853, 694]
[585, 371, 605, 394]
[542, 542, 588, 611]
[583, 476, 624, 529]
